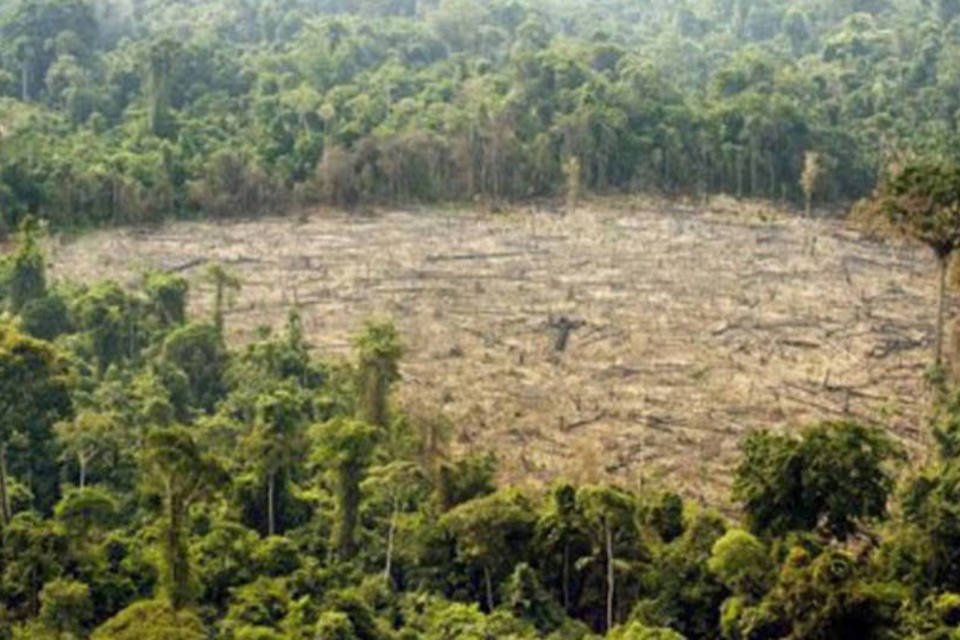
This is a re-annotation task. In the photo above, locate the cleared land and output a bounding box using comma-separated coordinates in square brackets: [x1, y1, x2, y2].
[49, 199, 943, 502]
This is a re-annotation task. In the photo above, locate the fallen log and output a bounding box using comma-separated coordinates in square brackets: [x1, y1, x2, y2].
[163, 257, 207, 273]
[561, 412, 606, 432]
[425, 250, 548, 262]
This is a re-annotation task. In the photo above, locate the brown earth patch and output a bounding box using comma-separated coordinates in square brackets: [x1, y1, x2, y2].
[48, 197, 942, 503]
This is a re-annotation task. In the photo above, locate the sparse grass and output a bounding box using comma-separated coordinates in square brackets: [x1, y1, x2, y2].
[48, 198, 942, 504]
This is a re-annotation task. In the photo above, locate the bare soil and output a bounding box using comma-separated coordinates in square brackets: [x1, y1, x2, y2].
[49, 198, 943, 502]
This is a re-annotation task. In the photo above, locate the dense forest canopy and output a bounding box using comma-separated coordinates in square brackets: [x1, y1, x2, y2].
[0, 0, 960, 230]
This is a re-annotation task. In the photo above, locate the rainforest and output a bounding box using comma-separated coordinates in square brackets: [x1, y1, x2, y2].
[3, 1, 960, 639]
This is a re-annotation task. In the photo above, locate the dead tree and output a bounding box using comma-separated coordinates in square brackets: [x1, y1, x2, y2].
[549, 315, 586, 352]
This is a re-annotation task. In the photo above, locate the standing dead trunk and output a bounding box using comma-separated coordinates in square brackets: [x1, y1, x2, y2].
[0, 442, 10, 526]
[604, 519, 614, 632]
[384, 494, 398, 582]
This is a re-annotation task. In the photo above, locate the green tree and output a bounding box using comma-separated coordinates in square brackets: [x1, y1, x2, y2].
[71, 282, 145, 375]
[734, 421, 903, 540]
[55, 411, 122, 489]
[535, 483, 590, 614]
[874, 160, 960, 368]
[91, 599, 207, 640]
[707, 529, 772, 599]
[145, 38, 180, 138]
[144, 272, 189, 329]
[2, 217, 46, 312]
[314, 611, 357, 640]
[191, 519, 258, 611]
[353, 319, 403, 428]
[160, 322, 228, 413]
[440, 489, 537, 612]
[140, 427, 226, 610]
[576, 485, 644, 633]
[53, 486, 118, 545]
[361, 460, 429, 582]
[1, 512, 66, 618]
[607, 621, 686, 640]
[37, 578, 93, 637]
[314, 418, 379, 561]
[204, 263, 241, 338]
[502, 562, 566, 633]
[0, 321, 71, 518]
[630, 511, 728, 639]
[241, 388, 307, 536]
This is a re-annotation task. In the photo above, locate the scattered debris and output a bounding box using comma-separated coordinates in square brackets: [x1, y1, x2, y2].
[48, 198, 940, 504]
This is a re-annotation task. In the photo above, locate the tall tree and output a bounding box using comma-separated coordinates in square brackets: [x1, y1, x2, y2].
[576, 485, 643, 633]
[241, 388, 306, 536]
[361, 459, 428, 582]
[140, 427, 226, 610]
[734, 421, 902, 540]
[145, 37, 180, 138]
[875, 160, 960, 368]
[440, 489, 537, 612]
[314, 418, 378, 561]
[352, 319, 403, 428]
[3, 216, 46, 312]
[0, 322, 71, 519]
[55, 411, 121, 489]
[204, 263, 241, 338]
[535, 483, 590, 613]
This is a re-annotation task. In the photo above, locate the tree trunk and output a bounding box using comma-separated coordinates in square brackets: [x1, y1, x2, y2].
[166, 491, 189, 610]
[384, 495, 398, 582]
[768, 152, 776, 199]
[361, 366, 386, 427]
[736, 148, 744, 199]
[605, 520, 614, 633]
[562, 540, 570, 612]
[267, 471, 276, 537]
[936, 254, 949, 369]
[0, 442, 10, 526]
[336, 466, 361, 560]
[214, 281, 224, 336]
[484, 565, 494, 613]
[78, 453, 87, 489]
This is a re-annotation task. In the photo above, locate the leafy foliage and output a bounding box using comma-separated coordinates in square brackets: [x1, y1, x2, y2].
[733, 421, 902, 540]
[0, 7, 959, 635]
[0, 0, 955, 230]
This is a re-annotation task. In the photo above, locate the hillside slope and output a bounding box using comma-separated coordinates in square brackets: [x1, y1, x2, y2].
[50, 201, 938, 500]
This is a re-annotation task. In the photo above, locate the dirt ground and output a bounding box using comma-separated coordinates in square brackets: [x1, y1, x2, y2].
[49, 197, 943, 503]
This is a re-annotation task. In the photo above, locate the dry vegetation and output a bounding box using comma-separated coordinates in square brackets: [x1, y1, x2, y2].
[49, 197, 945, 503]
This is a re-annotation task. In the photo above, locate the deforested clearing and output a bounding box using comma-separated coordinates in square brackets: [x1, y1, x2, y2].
[50, 199, 938, 502]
